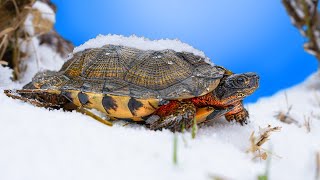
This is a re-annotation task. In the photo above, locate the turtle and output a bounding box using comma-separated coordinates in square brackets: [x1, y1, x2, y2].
[4, 44, 259, 132]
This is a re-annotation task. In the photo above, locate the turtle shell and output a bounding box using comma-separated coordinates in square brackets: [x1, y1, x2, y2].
[55, 45, 226, 99]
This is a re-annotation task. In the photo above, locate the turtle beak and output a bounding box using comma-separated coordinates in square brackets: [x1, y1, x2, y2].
[245, 72, 259, 90]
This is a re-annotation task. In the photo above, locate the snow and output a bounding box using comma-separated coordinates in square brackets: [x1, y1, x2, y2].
[1, 64, 320, 179]
[18, 37, 65, 84]
[32, 1, 56, 23]
[1, 33, 320, 179]
[74, 34, 211, 64]
[24, 1, 55, 36]
[20, 0, 63, 84]
[24, 13, 35, 36]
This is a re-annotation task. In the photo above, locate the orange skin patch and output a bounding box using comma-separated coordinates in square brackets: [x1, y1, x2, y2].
[155, 101, 216, 123]
[190, 92, 244, 122]
[190, 93, 222, 107]
[190, 92, 239, 108]
[155, 101, 180, 117]
[194, 107, 215, 123]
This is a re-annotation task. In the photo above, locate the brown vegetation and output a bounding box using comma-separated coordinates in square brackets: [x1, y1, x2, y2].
[282, 0, 320, 66]
[0, 0, 73, 80]
[247, 125, 281, 160]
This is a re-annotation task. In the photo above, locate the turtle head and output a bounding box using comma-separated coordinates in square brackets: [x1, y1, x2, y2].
[214, 72, 259, 105]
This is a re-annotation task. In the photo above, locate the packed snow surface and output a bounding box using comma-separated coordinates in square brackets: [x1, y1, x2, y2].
[1, 34, 320, 179]
[1, 64, 320, 180]
[74, 34, 209, 61]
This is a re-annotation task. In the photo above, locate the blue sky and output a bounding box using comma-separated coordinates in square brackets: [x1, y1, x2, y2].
[51, 0, 318, 102]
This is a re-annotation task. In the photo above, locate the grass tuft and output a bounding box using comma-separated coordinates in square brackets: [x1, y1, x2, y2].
[173, 133, 178, 165]
[191, 118, 198, 139]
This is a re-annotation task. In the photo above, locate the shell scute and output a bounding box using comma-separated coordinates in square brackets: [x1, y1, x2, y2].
[43, 45, 227, 99]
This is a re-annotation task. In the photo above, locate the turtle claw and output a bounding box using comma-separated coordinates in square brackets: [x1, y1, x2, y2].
[146, 102, 196, 132]
[225, 109, 249, 125]
[147, 114, 193, 132]
[145, 115, 160, 123]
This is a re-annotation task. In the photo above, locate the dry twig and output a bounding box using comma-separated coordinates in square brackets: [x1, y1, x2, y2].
[0, 0, 34, 79]
[274, 92, 300, 125]
[275, 109, 299, 126]
[274, 110, 299, 125]
[247, 125, 281, 160]
[316, 151, 320, 180]
[0, 60, 8, 65]
[282, 0, 320, 63]
[303, 115, 311, 132]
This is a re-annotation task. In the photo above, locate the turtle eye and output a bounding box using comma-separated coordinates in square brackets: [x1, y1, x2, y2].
[237, 77, 245, 84]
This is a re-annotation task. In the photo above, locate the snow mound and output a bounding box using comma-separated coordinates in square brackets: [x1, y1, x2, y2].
[74, 34, 210, 63]
[18, 37, 65, 84]
[0, 66, 21, 89]
[0, 66, 12, 82]
[32, 1, 56, 23]
[1, 26, 320, 180]
[24, 1, 55, 36]
[19, 0, 65, 84]
[1, 69, 320, 180]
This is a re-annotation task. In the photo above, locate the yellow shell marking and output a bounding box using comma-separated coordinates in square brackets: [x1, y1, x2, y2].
[66, 90, 159, 121]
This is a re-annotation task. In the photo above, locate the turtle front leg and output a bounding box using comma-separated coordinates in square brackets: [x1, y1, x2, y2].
[225, 101, 249, 125]
[146, 101, 196, 132]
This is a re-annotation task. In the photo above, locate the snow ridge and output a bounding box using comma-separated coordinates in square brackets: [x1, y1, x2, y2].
[74, 34, 210, 62]
[32, 1, 56, 23]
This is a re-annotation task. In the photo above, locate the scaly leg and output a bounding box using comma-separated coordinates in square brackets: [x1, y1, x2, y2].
[198, 106, 234, 125]
[225, 101, 249, 125]
[146, 101, 196, 132]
